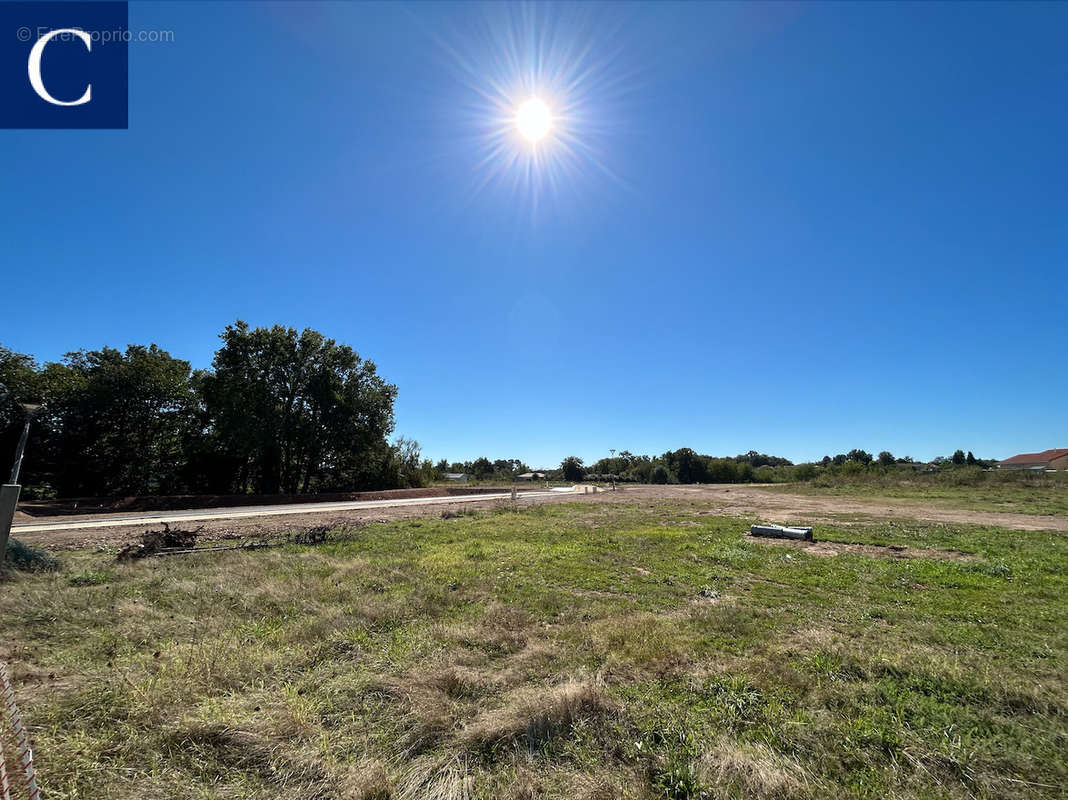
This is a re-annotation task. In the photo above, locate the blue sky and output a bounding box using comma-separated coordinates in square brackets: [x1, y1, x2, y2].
[2, 1, 1066, 466]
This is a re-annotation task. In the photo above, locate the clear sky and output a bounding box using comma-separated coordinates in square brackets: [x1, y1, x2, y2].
[3, 1, 1066, 467]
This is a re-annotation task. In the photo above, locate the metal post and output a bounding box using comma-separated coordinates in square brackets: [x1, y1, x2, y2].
[8, 414, 32, 485]
[0, 485, 19, 564]
[2, 405, 38, 563]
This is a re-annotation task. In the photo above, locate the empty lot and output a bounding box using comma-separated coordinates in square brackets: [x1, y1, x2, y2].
[0, 490, 1065, 799]
[14, 483, 1066, 553]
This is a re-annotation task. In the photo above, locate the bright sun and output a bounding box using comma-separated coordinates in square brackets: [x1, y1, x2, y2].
[516, 97, 552, 143]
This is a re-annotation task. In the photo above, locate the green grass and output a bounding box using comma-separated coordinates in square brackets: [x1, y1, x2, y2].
[777, 469, 1068, 516]
[0, 501, 1065, 799]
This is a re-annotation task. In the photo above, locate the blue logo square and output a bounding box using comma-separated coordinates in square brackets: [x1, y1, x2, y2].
[1, 1, 128, 129]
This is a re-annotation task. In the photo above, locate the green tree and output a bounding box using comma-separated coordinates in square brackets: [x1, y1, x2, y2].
[877, 451, 895, 467]
[45, 345, 196, 496]
[706, 458, 738, 483]
[952, 449, 967, 465]
[649, 463, 673, 484]
[198, 321, 396, 494]
[846, 449, 873, 465]
[0, 345, 52, 490]
[625, 456, 653, 483]
[666, 448, 709, 484]
[591, 456, 627, 477]
[470, 457, 494, 479]
[560, 456, 585, 482]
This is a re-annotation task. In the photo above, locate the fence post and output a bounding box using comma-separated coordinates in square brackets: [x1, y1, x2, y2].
[0, 485, 20, 565]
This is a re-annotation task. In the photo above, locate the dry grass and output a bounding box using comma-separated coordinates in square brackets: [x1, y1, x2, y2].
[459, 679, 618, 753]
[340, 759, 391, 800]
[0, 501, 1064, 799]
[393, 754, 473, 800]
[697, 739, 814, 798]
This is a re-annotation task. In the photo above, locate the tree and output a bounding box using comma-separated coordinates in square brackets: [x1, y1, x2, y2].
[877, 451, 895, 467]
[198, 321, 396, 494]
[390, 436, 426, 488]
[649, 463, 674, 484]
[667, 448, 709, 484]
[592, 456, 627, 477]
[0, 345, 52, 490]
[966, 451, 977, 466]
[560, 456, 585, 482]
[846, 449, 873, 465]
[706, 458, 738, 483]
[952, 449, 967, 465]
[736, 450, 793, 468]
[491, 458, 528, 479]
[625, 456, 653, 483]
[470, 457, 494, 479]
[13, 345, 198, 497]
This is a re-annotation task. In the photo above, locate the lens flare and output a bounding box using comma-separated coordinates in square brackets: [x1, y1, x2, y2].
[428, 3, 633, 219]
[516, 98, 552, 143]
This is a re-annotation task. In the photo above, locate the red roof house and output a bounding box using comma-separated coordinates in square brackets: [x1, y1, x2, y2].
[998, 448, 1068, 470]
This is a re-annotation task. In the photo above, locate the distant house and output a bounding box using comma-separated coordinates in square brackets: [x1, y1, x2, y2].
[998, 449, 1068, 471]
[444, 473, 468, 482]
[516, 471, 548, 481]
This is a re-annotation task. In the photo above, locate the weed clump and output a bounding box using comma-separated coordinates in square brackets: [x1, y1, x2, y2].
[461, 680, 618, 753]
[4, 538, 59, 573]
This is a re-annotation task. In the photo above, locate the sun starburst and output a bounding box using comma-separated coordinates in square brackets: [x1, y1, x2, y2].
[430, 3, 633, 219]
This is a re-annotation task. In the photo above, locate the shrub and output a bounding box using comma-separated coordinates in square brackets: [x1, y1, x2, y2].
[4, 538, 59, 573]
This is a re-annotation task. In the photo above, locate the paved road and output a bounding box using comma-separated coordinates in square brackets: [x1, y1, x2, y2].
[11, 489, 576, 533]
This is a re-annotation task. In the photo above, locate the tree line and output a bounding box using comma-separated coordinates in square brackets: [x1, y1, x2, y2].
[1, 323, 999, 498]
[554, 447, 995, 485]
[433, 458, 532, 481]
[559, 449, 795, 484]
[0, 321, 422, 498]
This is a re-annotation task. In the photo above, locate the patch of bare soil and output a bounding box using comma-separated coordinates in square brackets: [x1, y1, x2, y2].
[745, 534, 976, 562]
[12, 483, 1065, 553]
[546, 484, 1067, 531]
[654, 484, 1068, 532]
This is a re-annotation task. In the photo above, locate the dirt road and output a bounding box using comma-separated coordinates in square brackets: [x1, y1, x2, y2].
[11, 490, 565, 533]
[13, 485, 1065, 551]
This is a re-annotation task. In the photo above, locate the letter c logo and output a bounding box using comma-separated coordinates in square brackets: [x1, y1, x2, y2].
[28, 28, 92, 106]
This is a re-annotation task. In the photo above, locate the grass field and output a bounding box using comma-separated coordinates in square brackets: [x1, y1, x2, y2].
[779, 470, 1068, 517]
[1, 500, 1065, 799]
